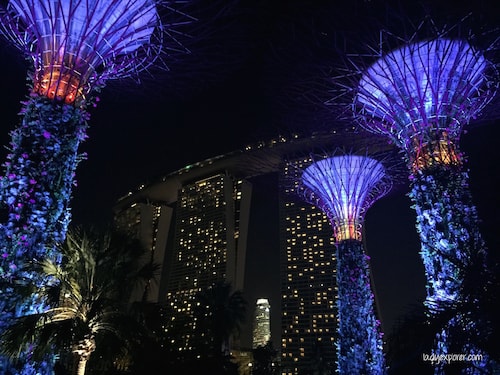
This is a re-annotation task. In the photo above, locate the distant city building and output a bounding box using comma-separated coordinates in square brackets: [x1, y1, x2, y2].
[253, 298, 271, 348]
[114, 200, 172, 303]
[231, 349, 253, 375]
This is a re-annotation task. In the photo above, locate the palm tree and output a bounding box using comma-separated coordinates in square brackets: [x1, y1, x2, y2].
[0, 225, 159, 375]
[194, 281, 247, 369]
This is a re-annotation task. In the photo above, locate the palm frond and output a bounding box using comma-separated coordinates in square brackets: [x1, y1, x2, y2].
[1, 224, 156, 369]
[0, 313, 42, 359]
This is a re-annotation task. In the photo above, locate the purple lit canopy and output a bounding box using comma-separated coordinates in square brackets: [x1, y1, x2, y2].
[0, 0, 161, 104]
[301, 155, 392, 242]
[355, 38, 497, 161]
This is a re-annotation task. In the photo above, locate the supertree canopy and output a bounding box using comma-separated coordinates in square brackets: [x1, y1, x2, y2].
[350, 27, 498, 373]
[0, 0, 166, 285]
[301, 155, 391, 243]
[1, 0, 162, 105]
[355, 38, 497, 172]
[0, 0, 185, 373]
[298, 152, 392, 375]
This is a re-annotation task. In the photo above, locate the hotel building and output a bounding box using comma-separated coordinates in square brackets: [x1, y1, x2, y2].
[279, 155, 338, 374]
[113, 129, 387, 372]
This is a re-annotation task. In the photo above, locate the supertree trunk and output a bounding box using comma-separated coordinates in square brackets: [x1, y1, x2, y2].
[0, 96, 88, 273]
[336, 239, 385, 375]
[0, 1, 163, 372]
[0, 95, 89, 374]
[410, 164, 493, 374]
[409, 165, 486, 308]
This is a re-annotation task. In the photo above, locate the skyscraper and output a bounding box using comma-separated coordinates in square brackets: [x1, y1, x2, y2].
[280, 155, 338, 375]
[164, 173, 251, 356]
[253, 298, 271, 348]
[115, 170, 252, 359]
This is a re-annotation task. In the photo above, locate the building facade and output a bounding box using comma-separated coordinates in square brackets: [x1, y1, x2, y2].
[115, 169, 252, 358]
[164, 173, 252, 355]
[279, 156, 338, 375]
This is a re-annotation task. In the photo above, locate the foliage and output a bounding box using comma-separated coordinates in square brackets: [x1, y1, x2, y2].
[0, 225, 158, 375]
[142, 281, 246, 374]
[194, 280, 247, 359]
[409, 165, 487, 307]
[407, 164, 497, 373]
[386, 303, 444, 375]
[0, 94, 90, 375]
[386, 278, 500, 375]
[336, 239, 386, 375]
[0, 94, 89, 314]
[252, 341, 279, 375]
[0, 95, 89, 272]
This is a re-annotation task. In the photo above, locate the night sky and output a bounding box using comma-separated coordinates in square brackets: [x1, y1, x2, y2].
[1, 0, 500, 349]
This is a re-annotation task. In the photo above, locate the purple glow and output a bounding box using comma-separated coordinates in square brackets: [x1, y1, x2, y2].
[356, 39, 495, 147]
[301, 155, 391, 242]
[1, 0, 159, 103]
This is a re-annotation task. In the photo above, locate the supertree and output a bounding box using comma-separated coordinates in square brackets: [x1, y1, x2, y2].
[336, 13, 500, 373]
[294, 149, 395, 375]
[237, 1, 499, 371]
[355, 35, 495, 301]
[0, 0, 196, 373]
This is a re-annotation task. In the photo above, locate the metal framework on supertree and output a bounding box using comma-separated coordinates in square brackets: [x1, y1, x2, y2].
[295, 150, 394, 375]
[0, 1, 194, 373]
[338, 15, 499, 373]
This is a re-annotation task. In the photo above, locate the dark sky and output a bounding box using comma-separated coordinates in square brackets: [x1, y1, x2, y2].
[1, 0, 500, 348]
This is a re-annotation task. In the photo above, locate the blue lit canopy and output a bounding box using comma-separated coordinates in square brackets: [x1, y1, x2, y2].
[355, 38, 496, 146]
[1, 0, 160, 103]
[301, 155, 391, 242]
